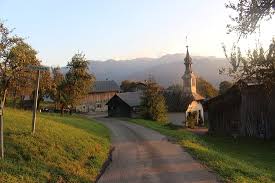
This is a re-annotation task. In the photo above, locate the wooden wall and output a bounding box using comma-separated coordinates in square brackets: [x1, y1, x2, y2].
[207, 85, 275, 139]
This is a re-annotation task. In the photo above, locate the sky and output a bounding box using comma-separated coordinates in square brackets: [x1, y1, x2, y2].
[1, 0, 275, 66]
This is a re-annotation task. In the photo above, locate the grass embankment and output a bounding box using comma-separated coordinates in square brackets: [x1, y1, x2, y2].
[129, 119, 275, 183]
[0, 108, 110, 183]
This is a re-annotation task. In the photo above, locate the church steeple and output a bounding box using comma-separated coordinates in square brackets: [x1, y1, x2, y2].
[182, 45, 197, 95]
[184, 46, 192, 74]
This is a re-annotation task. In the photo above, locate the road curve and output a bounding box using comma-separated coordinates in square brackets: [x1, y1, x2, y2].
[97, 118, 219, 183]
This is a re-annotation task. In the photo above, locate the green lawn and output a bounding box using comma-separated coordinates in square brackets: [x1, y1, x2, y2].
[0, 108, 110, 183]
[129, 119, 275, 183]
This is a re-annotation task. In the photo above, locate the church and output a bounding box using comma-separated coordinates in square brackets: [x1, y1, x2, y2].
[181, 46, 205, 126]
[164, 46, 205, 126]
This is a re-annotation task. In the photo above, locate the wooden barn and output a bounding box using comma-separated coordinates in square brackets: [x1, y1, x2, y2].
[76, 80, 120, 112]
[106, 92, 142, 117]
[205, 82, 275, 139]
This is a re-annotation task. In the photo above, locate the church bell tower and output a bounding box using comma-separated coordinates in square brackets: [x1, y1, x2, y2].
[182, 46, 197, 95]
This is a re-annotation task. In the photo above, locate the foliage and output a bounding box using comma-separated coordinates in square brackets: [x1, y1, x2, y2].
[141, 79, 168, 122]
[37, 69, 54, 108]
[120, 80, 146, 92]
[196, 77, 219, 98]
[0, 108, 110, 183]
[186, 111, 197, 128]
[50, 67, 65, 109]
[226, 0, 275, 37]
[0, 22, 23, 101]
[221, 40, 275, 91]
[219, 81, 233, 94]
[7, 42, 40, 107]
[129, 118, 275, 183]
[59, 53, 95, 112]
[166, 84, 182, 93]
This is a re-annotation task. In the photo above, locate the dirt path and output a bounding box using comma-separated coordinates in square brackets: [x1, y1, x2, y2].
[97, 118, 219, 183]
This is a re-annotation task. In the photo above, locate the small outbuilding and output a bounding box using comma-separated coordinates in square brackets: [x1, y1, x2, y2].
[205, 82, 275, 139]
[106, 92, 142, 118]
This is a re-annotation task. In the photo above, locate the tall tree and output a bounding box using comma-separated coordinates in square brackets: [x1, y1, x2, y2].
[196, 77, 219, 98]
[50, 67, 64, 110]
[222, 40, 275, 91]
[8, 42, 39, 108]
[219, 81, 233, 94]
[37, 69, 54, 108]
[141, 79, 167, 122]
[0, 22, 24, 159]
[226, 0, 275, 37]
[59, 53, 95, 115]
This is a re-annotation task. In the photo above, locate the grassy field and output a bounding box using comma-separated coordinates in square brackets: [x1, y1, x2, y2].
[129, 119, 275, 183]
[0, 108, 110, 183]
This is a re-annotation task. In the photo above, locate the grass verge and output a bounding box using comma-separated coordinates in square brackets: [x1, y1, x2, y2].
[0, 108, 110, 183]
[129, 118, 275, 183]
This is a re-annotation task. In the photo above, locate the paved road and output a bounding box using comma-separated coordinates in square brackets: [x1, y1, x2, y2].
[97, 118, 219, 183]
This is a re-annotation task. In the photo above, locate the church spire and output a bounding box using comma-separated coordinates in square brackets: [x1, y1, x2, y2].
[184, 46, 192, 73]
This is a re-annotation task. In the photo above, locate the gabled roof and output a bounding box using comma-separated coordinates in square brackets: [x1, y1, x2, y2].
[116, 92, 142, 107]
[91, 80, 120, 93]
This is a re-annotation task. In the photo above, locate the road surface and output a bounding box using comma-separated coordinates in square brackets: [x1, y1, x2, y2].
[97, 118, 219, 183]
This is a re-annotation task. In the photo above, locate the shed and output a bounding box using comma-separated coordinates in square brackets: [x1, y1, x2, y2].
[106, 92, 142, 117]
[205, 83, 275, 139]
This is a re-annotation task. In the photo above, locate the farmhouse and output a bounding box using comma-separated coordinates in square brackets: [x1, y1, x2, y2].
[106, 92, 142, 117]
[205, 81, 275, 139]
[76, 80, 120, 112]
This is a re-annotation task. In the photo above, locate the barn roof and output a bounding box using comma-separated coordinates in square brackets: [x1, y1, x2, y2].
[91, 80, 120, 93]
[116, 92, 142, 107]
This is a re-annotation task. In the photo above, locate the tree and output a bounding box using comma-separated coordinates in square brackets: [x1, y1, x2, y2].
[219, 81, 233, 94]
[196, 77, 219, 98]
[8, 42, 39, 108]
[226, 0, 275, 37]
[141, 79, 167, 122]
[59, 53, 95, 115]
[222, 40, 275, 91]
[37, 69, 54, 108]
[0, 22, 24, 159]
[50, 67, 64, 110]
[223, 0, 275, 92]
[120, 80, 134, 92]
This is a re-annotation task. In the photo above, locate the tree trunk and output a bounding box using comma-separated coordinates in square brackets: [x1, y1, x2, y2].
[12, 93, 17, 108]
[61, 105, 64, 116]
[0, 89, 8, 159]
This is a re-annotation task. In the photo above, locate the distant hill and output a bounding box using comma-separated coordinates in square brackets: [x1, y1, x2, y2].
[63, 53, 231, 88]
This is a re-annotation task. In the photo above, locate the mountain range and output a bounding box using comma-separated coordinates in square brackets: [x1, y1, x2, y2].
[85, 53, 230, 88]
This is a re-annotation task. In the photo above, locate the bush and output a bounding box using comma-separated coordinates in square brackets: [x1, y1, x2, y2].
[186, 111, 197, 128]
[141, 80, 168, 123]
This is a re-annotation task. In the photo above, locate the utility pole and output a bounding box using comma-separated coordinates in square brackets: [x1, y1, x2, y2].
[32, 70, 41, 134]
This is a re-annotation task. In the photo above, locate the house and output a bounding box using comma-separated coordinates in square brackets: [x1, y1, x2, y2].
[205, 81, 275, 139]
[164, 46, 205, 126]
[76, 80, 120, 113]
[106, 92, 142, 117]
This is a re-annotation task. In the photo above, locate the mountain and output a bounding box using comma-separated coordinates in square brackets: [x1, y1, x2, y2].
[86, 53, 230, 88]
